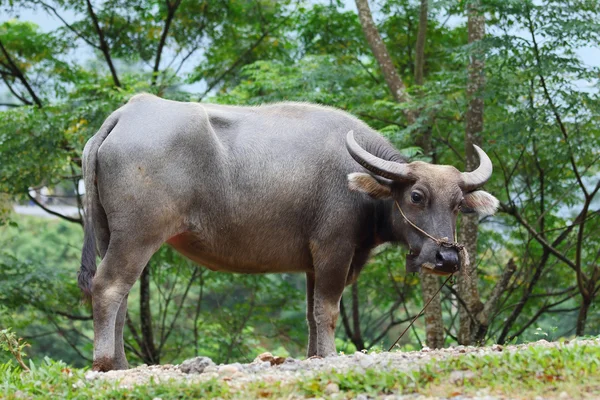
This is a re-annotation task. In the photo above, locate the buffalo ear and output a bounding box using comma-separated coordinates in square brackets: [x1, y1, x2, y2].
[348, 173, 392, 199]
[462, 190, 499, 217]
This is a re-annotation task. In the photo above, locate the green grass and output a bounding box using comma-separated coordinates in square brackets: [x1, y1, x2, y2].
[0, 358, 230, 399]
[300, 341, 600, 399]
[2, 341, 599, 399]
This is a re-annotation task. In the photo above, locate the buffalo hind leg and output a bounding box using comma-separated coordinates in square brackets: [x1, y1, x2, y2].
[311, 243, 353, 357]
[92, 235, 159, 372]
[306, 272, 317, 357]
[112, 294, 129, 370]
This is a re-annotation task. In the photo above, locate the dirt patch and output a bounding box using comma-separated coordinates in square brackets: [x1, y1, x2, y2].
[83, 338, 600, 398]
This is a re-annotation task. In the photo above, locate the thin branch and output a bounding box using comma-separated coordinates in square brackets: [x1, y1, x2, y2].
[54, 310, 93, 321]
[0, 74, 32, 105]
[0, 39, 43, 107]
[151, 0, 183, 86]
[501, 203, 576, 270]
[27, 192, 83, 225]
[47, 317, 91, 362]
[125, 311, 145, 358]
[85, 0, 121, 87]
[34, 0, 99, 48]
[506, 291, 579, 342]
[198, 13, 293, 100]
[526, 8, 587, 198]
[158, 267, 200, 353]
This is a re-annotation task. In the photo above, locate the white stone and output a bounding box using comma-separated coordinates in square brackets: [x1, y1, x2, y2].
[218, 364, 239, 376]
[324, 383, 340, 395]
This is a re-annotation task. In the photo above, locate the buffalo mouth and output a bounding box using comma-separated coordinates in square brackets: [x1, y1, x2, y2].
[406, 253, 459, 276]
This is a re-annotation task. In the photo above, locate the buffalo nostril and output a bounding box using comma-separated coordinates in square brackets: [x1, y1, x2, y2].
[435, 251, 444, 265]
[435, 248, 460, 272]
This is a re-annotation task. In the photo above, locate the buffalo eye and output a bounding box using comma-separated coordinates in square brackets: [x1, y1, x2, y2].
[411, 191, 423, 204]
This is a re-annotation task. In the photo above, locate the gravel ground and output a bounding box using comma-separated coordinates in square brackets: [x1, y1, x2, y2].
[83, 338, 600, 399]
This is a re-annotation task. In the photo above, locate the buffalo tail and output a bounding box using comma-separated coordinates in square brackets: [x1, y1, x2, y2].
[78, 113, 119, 301]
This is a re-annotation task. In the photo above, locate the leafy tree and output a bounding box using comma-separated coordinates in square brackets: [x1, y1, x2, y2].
[0, 0, 598, 368]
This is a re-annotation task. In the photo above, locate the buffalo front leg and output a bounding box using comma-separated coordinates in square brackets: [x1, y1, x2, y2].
[306, 272, 317, 357]
[92, 236, 157, 372]
[311, 244, 352, 357]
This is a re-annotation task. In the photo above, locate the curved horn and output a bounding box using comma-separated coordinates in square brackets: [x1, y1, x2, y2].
[345, 131, 412, 181]
[460, 145, 493, 191]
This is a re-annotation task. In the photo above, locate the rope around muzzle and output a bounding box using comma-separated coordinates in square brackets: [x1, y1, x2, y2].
[387, 203, 470, 351]
[394, 201, 470, 275]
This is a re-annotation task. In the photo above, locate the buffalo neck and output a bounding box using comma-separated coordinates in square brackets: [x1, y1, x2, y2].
[373, 198, 404, 246]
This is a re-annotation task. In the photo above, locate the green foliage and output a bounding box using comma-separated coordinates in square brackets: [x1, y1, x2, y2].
[0, 0, 598, 369]
[0, 328, 30, 371]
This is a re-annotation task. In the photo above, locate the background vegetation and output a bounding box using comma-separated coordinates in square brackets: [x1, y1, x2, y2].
[0, 0, 598, 369]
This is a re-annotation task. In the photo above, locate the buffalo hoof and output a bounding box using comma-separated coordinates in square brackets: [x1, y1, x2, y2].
[92, 356, 115, 372]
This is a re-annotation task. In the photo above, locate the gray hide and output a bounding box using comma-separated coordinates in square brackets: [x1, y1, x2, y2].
[79, 93, 498, 371]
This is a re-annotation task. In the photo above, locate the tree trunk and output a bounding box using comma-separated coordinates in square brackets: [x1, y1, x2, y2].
[351, 282, 365, 350]
[355, 0, 444, 349]
[413, 0, 444, 348]
[354, 0, 415, 123]
[420, 273, 444, 348]
[413, 0, 432, 158]
[458, 0, 486, 345]
[414, 0, 428, 88]
[576, 298, 590, 336]
[140, 264, 159, 364]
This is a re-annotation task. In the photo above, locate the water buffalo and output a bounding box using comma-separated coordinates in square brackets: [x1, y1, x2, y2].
[79, 93, 498, 371]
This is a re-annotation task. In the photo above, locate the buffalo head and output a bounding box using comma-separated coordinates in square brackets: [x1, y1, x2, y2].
[345, 131, 499, 275]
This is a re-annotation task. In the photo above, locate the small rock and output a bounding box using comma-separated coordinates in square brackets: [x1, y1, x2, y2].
[218, 364, 240, 376]
[262, 374, 278, 383]
[358, 355, 375, 369]
[284, 357, 298, 363]
[254, 352, 274, 363]
[84, 371, 100, 381]
[254, 351, 286, 365]
[247, 361, 271, 373]
[356, 395, 369, 400]
[179, 356, 215, 374]
[449, 370, 475, 384]
[232, 371, 246, 379]
[558, 392, 570, 399]
[324, 383, 340, 395]
[272, 356, 286, 365]
[204, 365, 218, 373]
[421, 346, 431, 352]
[492, 344, 503, 352]
[259, 361, 271, 369]
[279, 363, 301, 372]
